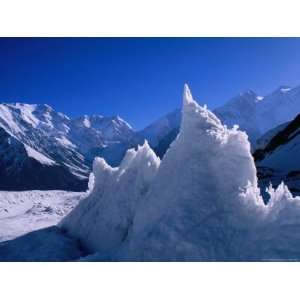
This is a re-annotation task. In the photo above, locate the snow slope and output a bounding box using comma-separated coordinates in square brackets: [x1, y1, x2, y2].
[255, 114, 300, 172]
[254, 121, 289, 151]
[0, 103, 90, 190]
[24, 144, 57, 166]
[254, 114, 300, 196]
[0, 127, 88, 191]
[61, 85, 300, 261]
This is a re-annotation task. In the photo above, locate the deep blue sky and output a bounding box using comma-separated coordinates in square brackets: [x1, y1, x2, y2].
[1, 38, 300, 129]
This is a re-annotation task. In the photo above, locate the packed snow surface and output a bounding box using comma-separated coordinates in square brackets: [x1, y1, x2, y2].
[60, 85, 300, 261]
[0, 190, 85, 242]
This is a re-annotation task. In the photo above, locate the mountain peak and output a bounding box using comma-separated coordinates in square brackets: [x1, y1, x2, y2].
[232, 90, 258, 103]
[82, 115, 91, 128]
[41, 103, 54, 111]
[240, 89, 257, 97]
[109, 115, 133, 130]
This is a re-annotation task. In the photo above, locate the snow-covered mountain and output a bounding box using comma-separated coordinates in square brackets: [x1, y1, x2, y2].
[215, 85, 300, 144]
[145, 85, 300, 157]
[254, 114, 300, 196]
[59, 85, 300, 261]
[2, 83, 300, 191]
[0, 103, 143, 191]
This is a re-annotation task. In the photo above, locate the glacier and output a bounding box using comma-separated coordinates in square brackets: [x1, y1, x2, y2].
[59, 84, 300, 261]
[61, 142, 160, 255]
[0, 190, 85, 242]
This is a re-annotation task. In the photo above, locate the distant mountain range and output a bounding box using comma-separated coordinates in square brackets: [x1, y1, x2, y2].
[0, 103, 143, 191]
[1, 84, 300, 191]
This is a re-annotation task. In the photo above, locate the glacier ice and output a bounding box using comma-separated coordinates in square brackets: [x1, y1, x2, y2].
[61, 84, 300, 261]
[60, 141, 160, 255]
[116, 84, 266, 260]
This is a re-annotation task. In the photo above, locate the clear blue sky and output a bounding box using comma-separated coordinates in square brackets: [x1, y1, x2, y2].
[1, 38, 300, 129]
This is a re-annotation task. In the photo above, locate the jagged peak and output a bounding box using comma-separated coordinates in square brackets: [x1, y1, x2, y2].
[1, 102, 55, 111]
[93, 156, 117, 176]
[137, 139, 151, 151]
[183, 83, 195, 106]
[113, 115, 133, 129]
[119, 140, 160, 172]
[181, 84, 222, 132]
[2, 102, 37, 110]
[40, 103, 54, 111]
